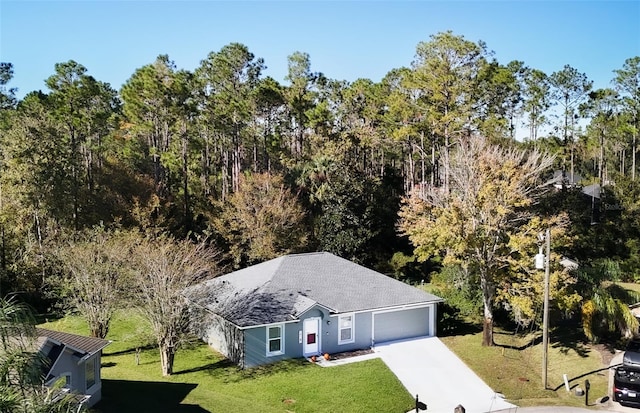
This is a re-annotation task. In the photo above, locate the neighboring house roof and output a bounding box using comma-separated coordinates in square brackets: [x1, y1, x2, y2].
[37, 328, 111, 356]
[551, 168, 603, 200]
[582, 183, 601, 199]
[552, 170, 583, 187]
[560, 257, 579, 271]
[187, 252, 443, 328]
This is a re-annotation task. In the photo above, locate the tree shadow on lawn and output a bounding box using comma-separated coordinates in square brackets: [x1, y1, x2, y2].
[550, 364, 615, 392]
[550, 326, 591, 358]
[173, 358, 236, 376]
[174, 357, 312, 384]
[492, 321, 591, 358]
[104, 343, 156, 357]
[94, 379, 209, 413]
[493, 330, 542, 350]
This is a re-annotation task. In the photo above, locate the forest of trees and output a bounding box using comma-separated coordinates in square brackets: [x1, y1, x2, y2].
[1, 31, 639, 348]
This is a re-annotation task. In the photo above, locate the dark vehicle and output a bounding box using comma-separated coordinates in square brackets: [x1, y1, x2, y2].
[614, 366, 640, 408]
[624, 340, 640, 367]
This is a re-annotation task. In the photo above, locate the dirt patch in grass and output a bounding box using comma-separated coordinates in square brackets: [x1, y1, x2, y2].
[591, 343, 619, 367]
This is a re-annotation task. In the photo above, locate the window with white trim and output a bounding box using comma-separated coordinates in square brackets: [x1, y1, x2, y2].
[338, 314, 355, 344]
[85, 357, 96, 390]
[48, 373, 71, 389]
[266, 324, 284, 356]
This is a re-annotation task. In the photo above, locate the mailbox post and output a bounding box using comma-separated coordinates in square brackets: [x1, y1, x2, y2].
[585, 379, 590, 406]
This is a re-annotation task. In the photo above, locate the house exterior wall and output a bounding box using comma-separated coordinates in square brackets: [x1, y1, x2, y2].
[321, 312, 372, 355]
[82, 353, 103, 407]
[50, 349, 81, 382]
[44, 346, 104, 408]
[201, 312, 245, 366]
[221, 304, 437, 368]
[323, 305, 434, 354]
[372, 305, 432, 345]
[243, 322, 300, 368]
[243, 307, 329, 368]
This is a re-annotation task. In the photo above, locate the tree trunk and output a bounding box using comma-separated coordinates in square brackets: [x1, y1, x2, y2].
[160, 343, 175, 376]
[633, 132, 637, 181]
[431, 141, 436, 186]
[263, 132, 270, 173]
[599, 130, 605, 188]
[482, 315, 494, 347]
[420, 131, 425, 185]
[70, 127, 80, 231]
[181, 123, 190, 230]
[200, 130, 210, 197]
[443, 117, 450, 193]
[222, 145, 229, 202]
[570, 144, 575, 185]
[90, 322, 109, 339]
[481, 275, 494, 346]
[407, 142, 415, 191]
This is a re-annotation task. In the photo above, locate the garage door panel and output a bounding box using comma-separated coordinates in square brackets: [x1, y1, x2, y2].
[373, 307, 430, 344]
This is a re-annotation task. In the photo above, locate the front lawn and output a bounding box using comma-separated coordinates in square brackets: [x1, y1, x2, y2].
[440, 326, 612, 408]
[41, 312, 415, 413]
[42, 309, 617, 411]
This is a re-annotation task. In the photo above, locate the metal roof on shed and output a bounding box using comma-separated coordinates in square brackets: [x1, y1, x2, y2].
[37, 328, 111, 355]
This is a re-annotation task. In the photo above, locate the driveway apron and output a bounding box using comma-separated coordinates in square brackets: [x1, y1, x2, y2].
[374, 336, 517, 413]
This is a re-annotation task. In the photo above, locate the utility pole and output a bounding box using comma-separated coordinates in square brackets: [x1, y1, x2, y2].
[536, 228, 551, 390]
[542, 228, 551, 389]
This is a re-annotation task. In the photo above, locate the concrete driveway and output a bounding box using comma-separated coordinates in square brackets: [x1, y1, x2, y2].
[374, 336, 517, 413]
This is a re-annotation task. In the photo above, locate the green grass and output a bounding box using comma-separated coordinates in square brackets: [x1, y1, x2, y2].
[41, 311, 415, 413]
[618, 282, 640, 294]
[440, 327, 612, 408]
[42, 310, 617, 411]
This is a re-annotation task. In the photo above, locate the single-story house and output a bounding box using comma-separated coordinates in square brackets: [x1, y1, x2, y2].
[37, 328, 111, 408]
[187, 252, 443, 368]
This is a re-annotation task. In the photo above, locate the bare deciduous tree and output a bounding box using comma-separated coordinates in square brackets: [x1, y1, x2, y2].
[133, 235, 219, 376]
[56, 227, 133, 338]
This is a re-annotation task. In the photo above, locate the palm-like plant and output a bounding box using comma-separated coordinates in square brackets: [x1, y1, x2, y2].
[0, 296, 38, 413]
[0, 296, 76, 413]
[580, 260, 640, 342]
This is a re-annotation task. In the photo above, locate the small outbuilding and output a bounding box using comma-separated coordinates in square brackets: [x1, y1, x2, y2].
[37, 328, 111, 408]
[187, 252, 443, 368]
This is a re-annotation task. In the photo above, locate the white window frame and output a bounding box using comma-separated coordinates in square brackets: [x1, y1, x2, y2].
[338, 313, 355, 345]
[85, 357, 96, 391]
[47, 372, 72, 389]
[266, 324, 285, 356]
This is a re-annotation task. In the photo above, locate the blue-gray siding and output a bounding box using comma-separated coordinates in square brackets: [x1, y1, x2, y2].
[202, 313, 245, 366]
[204, 304, 435, 368]
[242, 307, 329, 368]
[40, 342, 104, 407]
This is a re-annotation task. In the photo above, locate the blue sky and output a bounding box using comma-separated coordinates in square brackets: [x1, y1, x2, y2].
[1, 0, 639, 101]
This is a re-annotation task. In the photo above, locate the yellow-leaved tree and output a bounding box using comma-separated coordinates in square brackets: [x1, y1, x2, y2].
[399, 136, 571, 346]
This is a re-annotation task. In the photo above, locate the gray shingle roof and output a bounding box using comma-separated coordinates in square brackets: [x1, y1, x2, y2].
[188, 252, 442, 328]
[37, 328, 111, 356]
